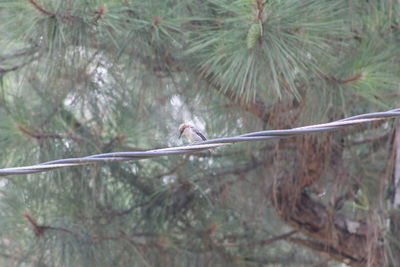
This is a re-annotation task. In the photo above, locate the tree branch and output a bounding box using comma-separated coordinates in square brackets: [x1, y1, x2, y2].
[218, 230, 297, 247]
[271, 186, 384, 266]
[27, 0, 77, 20]
[288, 237, 359, 266]
[27, 0, 54, 16]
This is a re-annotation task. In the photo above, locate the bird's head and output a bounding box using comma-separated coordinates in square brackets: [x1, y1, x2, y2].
[178, 123, 191, 138]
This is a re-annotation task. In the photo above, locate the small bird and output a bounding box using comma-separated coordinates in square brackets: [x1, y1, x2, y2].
[179, 123, 207, 143]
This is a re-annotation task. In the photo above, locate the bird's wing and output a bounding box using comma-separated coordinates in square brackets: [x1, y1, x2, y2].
[192, 127, 207, 141]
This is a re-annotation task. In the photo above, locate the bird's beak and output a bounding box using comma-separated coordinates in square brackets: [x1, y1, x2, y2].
[179, 131, 183, 139]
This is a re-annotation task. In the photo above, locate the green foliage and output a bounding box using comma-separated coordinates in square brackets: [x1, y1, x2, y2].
[186, 0, 347, 102]
[0, 0, 398, 266]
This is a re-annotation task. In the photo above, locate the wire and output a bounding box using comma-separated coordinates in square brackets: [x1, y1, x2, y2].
[0, 108, 399, 176]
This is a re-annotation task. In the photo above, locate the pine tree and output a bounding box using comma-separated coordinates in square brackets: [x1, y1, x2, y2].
[0, 0, 399, 266]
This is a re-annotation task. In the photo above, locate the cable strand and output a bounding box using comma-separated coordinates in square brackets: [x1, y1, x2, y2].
[0, 109, 399, 176]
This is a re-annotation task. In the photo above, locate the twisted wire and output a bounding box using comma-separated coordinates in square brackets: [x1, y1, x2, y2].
[1, 108, 399, 176]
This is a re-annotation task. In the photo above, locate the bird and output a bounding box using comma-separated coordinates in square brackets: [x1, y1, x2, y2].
[178, 123, 207, 143]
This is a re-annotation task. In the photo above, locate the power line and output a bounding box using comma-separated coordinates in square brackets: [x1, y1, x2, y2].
[0, 108, 399, 176]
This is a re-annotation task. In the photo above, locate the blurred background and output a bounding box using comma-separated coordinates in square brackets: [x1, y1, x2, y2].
[0, 0, 399, 266]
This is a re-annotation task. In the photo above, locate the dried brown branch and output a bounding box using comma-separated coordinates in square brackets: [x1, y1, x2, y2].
[0, 65, 21, 74]
[318, 71, 364, 86]
[15, 124, 81, 142]
[24, 211, 164, 244]
[27, 0, 54, 16]
[219, 230, 297, 247]
[27, 0, 76, 20]
[288, 237, 359, 266]
[341, 73, 363, 85]
[23, 212, 48, 237]
[247, 230, 297, 247]
[0, 47, 38, 62]
[271, 186, 384, 266]
[23, 212, 77, 238]
[0, 55, 39, 75]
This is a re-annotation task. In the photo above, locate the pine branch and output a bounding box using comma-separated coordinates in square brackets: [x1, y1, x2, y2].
[0, 55, 39, 75]
[272, 189, 384, 265]
[0, 47, 38, 62]
[319, 71, 364, 86]
[15, 124, 82, 142]
[288, 238, 360, 266]
[27, 0, 79, 20]
[218, 230, 297, 247]
[27, 0, 54, 17]
[23, 212, 77, 238]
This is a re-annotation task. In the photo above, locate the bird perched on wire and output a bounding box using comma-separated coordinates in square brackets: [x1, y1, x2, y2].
[179, 123, 207, 144]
